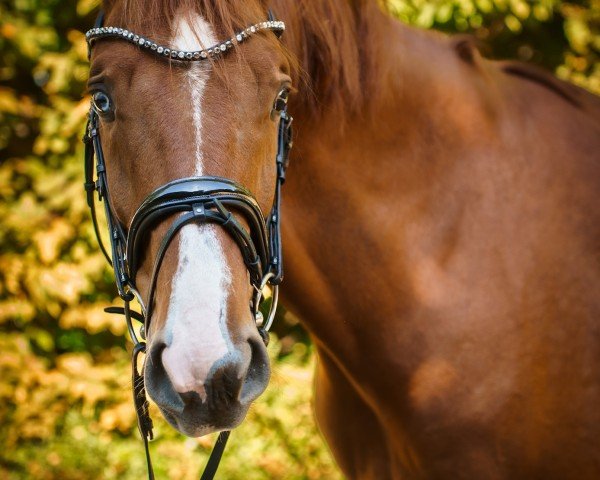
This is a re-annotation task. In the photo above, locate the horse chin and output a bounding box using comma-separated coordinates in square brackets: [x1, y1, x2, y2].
[158, 400, 249, 438]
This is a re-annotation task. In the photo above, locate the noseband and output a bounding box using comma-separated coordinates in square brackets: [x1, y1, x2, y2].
[83, 11, 292, 480]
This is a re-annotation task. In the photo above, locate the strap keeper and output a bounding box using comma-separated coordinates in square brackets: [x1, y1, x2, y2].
[222, 212, 234, 228]
[247, 255, 260, 269]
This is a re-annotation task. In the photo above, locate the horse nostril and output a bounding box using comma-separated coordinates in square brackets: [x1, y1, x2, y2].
[205, 359, 244, 409]
[203, 335, 270, 409]
[239, 335, 271, 404]
[144, 341, 186, 414]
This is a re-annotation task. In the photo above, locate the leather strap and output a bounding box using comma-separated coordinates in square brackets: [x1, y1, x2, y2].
[268, 110, 292, 284]
[200, 432, 231, 480]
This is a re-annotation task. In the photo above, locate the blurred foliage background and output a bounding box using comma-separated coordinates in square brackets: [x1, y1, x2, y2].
[0, 0, 598, 478]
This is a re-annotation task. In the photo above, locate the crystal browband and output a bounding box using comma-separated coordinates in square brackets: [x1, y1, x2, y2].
[85, 20, 285, 61]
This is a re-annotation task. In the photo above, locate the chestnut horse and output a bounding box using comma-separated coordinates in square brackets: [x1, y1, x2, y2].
[88, 0, 600, 478]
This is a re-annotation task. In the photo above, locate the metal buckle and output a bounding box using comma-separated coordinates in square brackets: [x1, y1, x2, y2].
[127, 284, 147, 318]
[253, 272, 279, 331]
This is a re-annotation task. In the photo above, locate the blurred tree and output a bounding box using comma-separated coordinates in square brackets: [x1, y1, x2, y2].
[0, 0, 597, 478]
[387, 0, 599, 92]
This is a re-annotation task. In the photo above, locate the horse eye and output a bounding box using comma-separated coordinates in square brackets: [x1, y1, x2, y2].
[92, 91, 113, 115]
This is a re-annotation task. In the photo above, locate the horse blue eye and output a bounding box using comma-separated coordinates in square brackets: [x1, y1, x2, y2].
[92, 91, 112, 114]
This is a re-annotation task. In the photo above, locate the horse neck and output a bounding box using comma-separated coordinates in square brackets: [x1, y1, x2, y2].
[279, 3, 483, 346]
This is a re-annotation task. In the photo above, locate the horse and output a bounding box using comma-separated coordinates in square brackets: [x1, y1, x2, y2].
[86, 0, 600, 478]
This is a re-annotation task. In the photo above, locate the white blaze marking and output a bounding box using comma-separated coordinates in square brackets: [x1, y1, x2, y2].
[161, 13, 232, 398]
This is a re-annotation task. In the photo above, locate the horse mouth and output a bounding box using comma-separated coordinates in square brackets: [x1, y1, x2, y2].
[158, 396, 250, 437]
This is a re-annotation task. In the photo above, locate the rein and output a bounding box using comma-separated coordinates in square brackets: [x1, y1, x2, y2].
[83, 10, 292, 480]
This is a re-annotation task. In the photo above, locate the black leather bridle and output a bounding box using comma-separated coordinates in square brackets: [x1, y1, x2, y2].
[83, 10, 292, 480]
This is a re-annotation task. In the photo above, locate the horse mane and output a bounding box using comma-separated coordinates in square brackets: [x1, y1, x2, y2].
[104, 0, 381, 119]
[272, 0, 378, 117]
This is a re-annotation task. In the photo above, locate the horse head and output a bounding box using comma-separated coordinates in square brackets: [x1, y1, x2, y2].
[86, 1, 292, 437]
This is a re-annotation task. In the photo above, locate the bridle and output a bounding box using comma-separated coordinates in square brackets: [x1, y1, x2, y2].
[83, 10, 292, 480]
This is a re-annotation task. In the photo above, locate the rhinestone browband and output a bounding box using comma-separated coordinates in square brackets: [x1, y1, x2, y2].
[85, 20, 285, 61]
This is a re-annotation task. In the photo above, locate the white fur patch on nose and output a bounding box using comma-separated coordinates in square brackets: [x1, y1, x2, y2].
[162, 224, 232, 398]
[161, 13, 232, 400]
